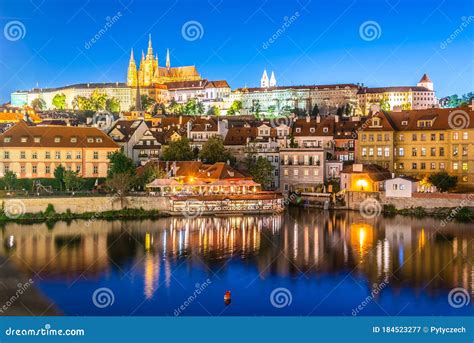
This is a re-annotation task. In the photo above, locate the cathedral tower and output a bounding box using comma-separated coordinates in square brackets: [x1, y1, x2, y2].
[269, 71, 277, 87]
[127, 49, 138, 86]
[261, 69, 269, 88]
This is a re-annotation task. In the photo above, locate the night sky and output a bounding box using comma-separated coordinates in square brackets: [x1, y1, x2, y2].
[0, 0, 472, 103]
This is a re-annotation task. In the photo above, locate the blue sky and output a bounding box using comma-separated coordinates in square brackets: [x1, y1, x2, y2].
[0, 0, 472, 103]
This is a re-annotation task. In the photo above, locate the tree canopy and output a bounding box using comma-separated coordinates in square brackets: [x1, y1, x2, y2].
[245, 154, 274, 190]
[162, 137, 194, 161]
[52, 93, 66, 110]
[31, 98, 46, 110]
[108, 151, 136, 176]
[199, 136, 235, 164]
[428, 172, 458, 192]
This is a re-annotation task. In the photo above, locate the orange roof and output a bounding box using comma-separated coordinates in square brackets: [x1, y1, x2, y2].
[0, 112, 41, 123]
[0, 122, 119, 148]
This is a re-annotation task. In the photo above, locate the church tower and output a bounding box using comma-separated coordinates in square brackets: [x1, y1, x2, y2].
[127, 49, 138, 87]
[166, 48, 171, 69]
[261, 69, 269, 88]
[417, 73, 434, 91]
[143, 34, 155, 86]
[269, 71, 277, 87]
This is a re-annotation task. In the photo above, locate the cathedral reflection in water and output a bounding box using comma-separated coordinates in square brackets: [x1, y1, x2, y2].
[1, 208, 473, 302]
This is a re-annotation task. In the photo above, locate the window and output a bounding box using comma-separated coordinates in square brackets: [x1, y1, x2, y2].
[93, 151, 99, 160]
[421, 134, 426, 141]
[76, 165, 81, 173]
[384, 147, 390, 157]
[462, 132, 468, 140]
[431, 133, 436, 141]
[313, 169, 319, 176]
[462, 146, 468, 156]
[421, 148, 426, 157]
[431, 147, 436, 156]
[421, 162, 426, 170]
[4, 137, 11, 143]
[362, 148, 367, 157]
[4, 151, 10, 159]
[71, 137, 77, 143]
[361, 134, 367, 142]
[67, 152, 72, 160]
[398, 148, 404, 157]
[384, 134, 390, 141]
[293, 169, 298, 176]
[87, 137, 94, 143]
[96, 138, 103, 143]
[440, 162, 445, 170]
[412, 134, 417, 141]
[45, 166, 51, 174]
[453, 162, 459, 171]
[54, 137, 61, 143]
[34, 137, 40, 143]
[462, 162, 468, 172]
[20, 151, 26, 159]
[45, 151, 51, 159]
[377, 148, 382, 157]
[439, 147, 444, 157]
[76, 152, 81, 159]
[412, 148, 417, 157]
[377, 134, 382, 142]
[439, 133, 445, 141]
[20, 165, 25, 173]
[32, 151, 37, 159]
[55, 151, 61, 159]
[284, 169, 289, 176]
[304, 169, 309, 176]
[4, 165, 9, 173]
[369, 148, 374, 157]
[398, 134, 404, 141]
[93, 166, 99, 174]
[21, 137, 27, 143]
[430, 162, 436, 170]
[453, 147, 458, 157]
[32, 165, 37, 174]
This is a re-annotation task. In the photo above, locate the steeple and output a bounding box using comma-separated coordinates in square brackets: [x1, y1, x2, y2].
[135, 81, 143, 113]
[260, 69, 269, 88]
[270, 71, 277, 87]
[166, 48, 170, 69]
[127, 49, 138, 86]
[417, 73, 434, 91]
[147, 34, 153, 58]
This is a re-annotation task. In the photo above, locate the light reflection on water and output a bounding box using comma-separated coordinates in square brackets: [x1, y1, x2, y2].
[0, 208, 473, 316]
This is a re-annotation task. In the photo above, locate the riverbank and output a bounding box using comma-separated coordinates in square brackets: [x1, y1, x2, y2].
[0, 256, 60, 316]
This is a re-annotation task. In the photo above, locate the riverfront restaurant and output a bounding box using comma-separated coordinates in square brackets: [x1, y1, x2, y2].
[142, 161, 284, 213]
[143, 161, 262, 196]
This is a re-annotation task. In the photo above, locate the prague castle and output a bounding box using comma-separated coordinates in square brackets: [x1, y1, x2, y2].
[127, 35, 201, 87]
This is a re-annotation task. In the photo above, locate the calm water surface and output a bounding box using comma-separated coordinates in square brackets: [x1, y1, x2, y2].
[1, 208, 473, 316]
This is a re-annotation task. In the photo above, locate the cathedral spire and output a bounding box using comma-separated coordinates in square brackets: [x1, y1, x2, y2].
[147, 34, 153, 58]
[166, 48, 171, 69]
[270, 71, 277, 87]
[260, 69, 269, 88]
[127, 49, 138, 86]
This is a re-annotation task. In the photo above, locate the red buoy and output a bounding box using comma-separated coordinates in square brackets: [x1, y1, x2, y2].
[224, 291, 231, 304]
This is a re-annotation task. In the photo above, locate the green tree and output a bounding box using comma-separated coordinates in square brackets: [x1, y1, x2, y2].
[267, 105, 276, 116]
[227, 100, 242, 115]
[137, 163, 168, 189]
[199, 136, 235, 164]
[3, 171, 18, 190]
[63, 170, 82, 192]
[52, 93, 66, 110]
[108, 151, 136, 176]
[90, 90, 107, 111]
[289, 134, 298, 148]
[379, 99, 390, 111]
[74, 96, 93, 111]
[207, 105, 221, 116]
[106, 97, 121, 113]
[184, 98, 204, 115]
[31, 98, 46, 111]
[246, 155, 274, 190]
[311, 104, 320, 116]
[106, 173, 135, 209]
[140, 95, 156, 112]
[162, 137, 194, 161]
[54, 165, 66, 191]
[168, 99, 184, 115]
[428, 172, 458, 192]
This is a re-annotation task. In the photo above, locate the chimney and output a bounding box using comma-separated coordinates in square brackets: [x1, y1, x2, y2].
[335, 115, 339, 123]
[305, 115, 310, 123]
[316, 115, 321, 124]
[179, 115, 182, 125]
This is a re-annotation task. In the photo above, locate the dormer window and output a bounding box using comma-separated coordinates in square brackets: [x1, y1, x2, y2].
[96, 138, 103, 143]
[370, 118, 381, 127]
[4, 137, 11, 143]
[310, 128, 315, 133]
[21, 137, 28, 143]
[296, 128, 301, 133]
[34, 137, 40, 143]
[401, 120, 408, 126]
[70, 137, 77, 143]
[54, 137, 61, 143]
[323, 127, 329, 133]
[87, 137, 94, 143]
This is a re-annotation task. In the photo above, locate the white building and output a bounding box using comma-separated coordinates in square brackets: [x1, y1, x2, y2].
[385, 176, 419, 198]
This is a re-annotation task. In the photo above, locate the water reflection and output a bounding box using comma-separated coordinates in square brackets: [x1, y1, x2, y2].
[0, 209, 472, 307]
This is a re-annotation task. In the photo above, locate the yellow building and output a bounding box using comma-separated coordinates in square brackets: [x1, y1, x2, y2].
[0, 122, 119, 179]
[0, 107, 41, 123]
[127, 35, 201, 87]
[356, 107, 474, 189]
